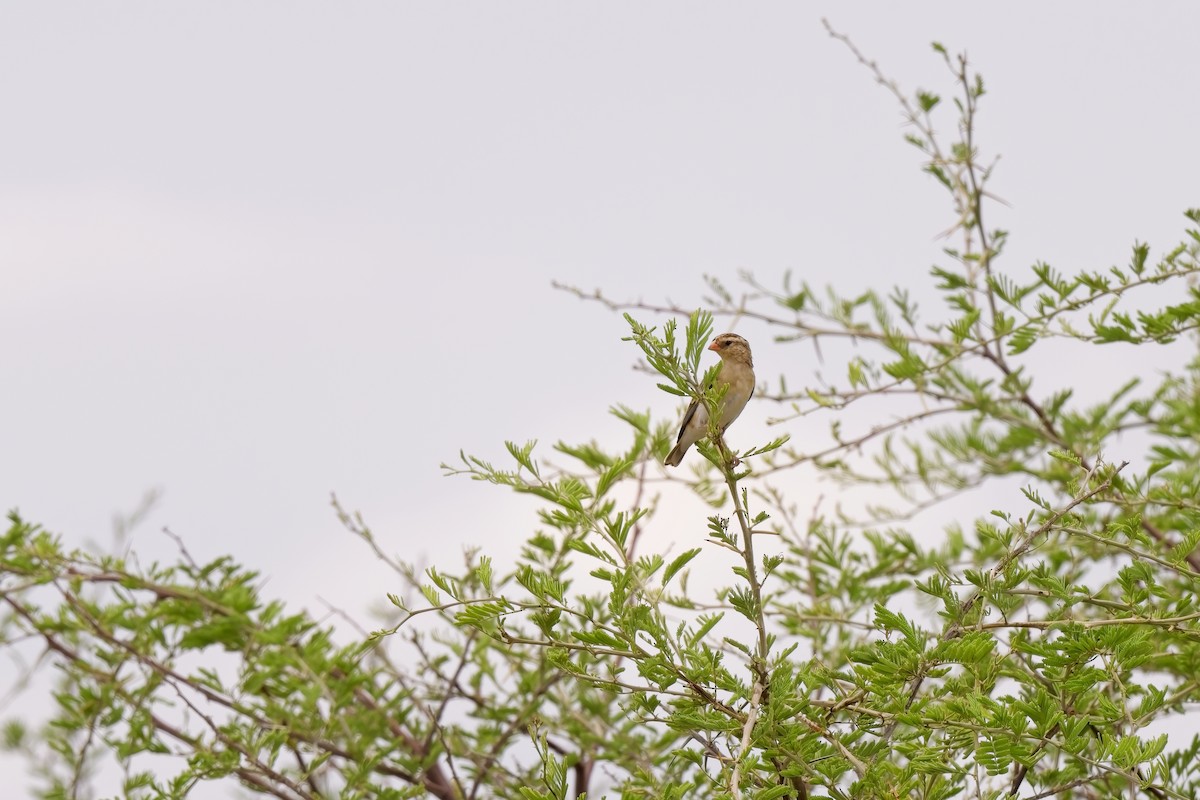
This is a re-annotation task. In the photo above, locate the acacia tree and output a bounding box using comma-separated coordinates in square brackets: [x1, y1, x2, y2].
[5, 30, 1200, 800]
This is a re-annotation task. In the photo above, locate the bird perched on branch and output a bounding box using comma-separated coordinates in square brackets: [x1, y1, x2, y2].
[664, 333, 755, 467]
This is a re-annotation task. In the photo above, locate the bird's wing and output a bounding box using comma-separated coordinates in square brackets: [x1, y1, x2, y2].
[675, 397, 701, 444]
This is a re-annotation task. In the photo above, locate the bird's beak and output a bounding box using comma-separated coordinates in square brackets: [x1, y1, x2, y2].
[708, 341, 720, 352]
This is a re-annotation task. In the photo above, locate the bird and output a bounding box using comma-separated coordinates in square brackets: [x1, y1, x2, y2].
[664, 332, 755, 467]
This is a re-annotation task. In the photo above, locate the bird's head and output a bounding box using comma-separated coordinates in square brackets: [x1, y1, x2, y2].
[709, 333, 753, 367]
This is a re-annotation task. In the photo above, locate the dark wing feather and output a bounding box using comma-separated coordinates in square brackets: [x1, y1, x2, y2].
[675, 397, 701, 444]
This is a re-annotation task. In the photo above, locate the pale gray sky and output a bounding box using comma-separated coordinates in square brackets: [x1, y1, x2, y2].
[2, 3, 1199, 790]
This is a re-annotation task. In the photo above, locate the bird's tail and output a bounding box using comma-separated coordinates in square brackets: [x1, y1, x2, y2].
[664, 441, 688, 467]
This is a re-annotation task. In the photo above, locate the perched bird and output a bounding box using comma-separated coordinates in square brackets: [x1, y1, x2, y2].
[664, 332, 755, 467]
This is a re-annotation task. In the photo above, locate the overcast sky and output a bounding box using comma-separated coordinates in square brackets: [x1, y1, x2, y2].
[3, 5, 1199, 784]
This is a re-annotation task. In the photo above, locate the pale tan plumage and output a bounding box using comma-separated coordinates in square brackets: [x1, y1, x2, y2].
[664, 333, 755, 467]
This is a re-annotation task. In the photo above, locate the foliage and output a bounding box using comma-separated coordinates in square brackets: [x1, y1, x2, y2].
[6, 26, 1200, 800]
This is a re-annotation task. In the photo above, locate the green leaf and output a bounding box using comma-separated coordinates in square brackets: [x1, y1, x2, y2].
[662, 548, 701, 588]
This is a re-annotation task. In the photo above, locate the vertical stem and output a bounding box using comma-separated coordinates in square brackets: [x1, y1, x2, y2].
[717, 439, 774, 795]
[722, 464, 770, 664]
